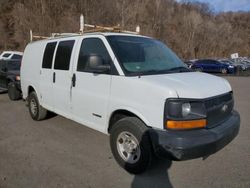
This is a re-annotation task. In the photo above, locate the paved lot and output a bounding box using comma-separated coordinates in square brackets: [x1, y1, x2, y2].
[0, 77, 250, 188]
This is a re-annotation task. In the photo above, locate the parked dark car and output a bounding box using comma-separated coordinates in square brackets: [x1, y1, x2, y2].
[218, 59, 244, 71]
[0, 60, 22, 100]
[184, 59, 197, 68]
[191, 59, 235, 74]
[241, 60, 250, 70]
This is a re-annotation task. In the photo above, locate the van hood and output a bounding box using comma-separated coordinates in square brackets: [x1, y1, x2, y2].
[140, 72, 231, 99]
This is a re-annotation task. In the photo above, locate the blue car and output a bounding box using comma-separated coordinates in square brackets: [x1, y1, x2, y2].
[191, 59, 235, 74]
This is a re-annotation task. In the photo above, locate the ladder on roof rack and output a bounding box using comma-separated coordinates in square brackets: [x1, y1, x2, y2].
[29, 31, 81, 42]
[79, 14, 140, 34]
[30, 14, 140, 42]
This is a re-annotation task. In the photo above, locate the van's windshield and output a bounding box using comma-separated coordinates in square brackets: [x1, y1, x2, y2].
[107, 36, 189, 76]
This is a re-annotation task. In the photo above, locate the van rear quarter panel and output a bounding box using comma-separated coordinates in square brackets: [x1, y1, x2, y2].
[21, 41, 46, 99]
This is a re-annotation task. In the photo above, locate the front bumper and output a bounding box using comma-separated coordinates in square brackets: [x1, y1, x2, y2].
[149, 111, 240, 160]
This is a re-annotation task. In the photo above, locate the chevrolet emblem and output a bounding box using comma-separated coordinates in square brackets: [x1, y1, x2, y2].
[222, 104, 228, 112]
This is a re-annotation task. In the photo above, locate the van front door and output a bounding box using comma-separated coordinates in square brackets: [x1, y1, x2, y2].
[53, 40, 75, 116]
[71, 37, 116, 132]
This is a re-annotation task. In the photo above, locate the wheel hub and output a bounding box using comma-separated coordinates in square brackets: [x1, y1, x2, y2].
[123, 139, 137, 153]
[30, 99, 38, 116]
[117, 132, 141, 164]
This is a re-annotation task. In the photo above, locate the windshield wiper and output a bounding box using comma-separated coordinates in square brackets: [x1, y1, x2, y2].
[131, 69, 161, 76]
[130, 67, 191, 77]
[135, 69, 169, 76]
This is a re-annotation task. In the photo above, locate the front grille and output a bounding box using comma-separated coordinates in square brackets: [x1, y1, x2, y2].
[205, 92, 234, 128]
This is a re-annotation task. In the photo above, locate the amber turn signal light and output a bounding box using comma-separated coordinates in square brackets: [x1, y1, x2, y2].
[166, 119, 206, 130]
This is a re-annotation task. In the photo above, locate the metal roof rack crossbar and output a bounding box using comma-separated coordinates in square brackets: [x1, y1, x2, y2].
[30, 14, 140, 42]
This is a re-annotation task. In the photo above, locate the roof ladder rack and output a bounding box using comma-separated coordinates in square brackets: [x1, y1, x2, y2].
[29, 14, 141, 42]
[80, 14, 140, 35]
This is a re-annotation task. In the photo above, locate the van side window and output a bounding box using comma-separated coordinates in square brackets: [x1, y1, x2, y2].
[54, 40, 75, 70]
[77, 38, 112, 73]
[42, 42, 57, 69]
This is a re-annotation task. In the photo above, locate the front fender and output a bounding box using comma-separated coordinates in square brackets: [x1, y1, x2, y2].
[107, 106, 151, 132]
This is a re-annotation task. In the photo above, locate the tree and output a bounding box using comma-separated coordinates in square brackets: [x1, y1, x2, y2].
[0, 0, 249, 59]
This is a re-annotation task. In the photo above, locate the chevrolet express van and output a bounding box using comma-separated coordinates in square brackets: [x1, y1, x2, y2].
[21, 33, 240, 174]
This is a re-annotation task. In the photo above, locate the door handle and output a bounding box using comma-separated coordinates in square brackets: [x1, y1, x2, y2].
[72, 73, 76, 87]
[53, 72, 56, 83]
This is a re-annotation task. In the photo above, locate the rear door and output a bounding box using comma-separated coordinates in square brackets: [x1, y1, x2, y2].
[215, 62, 223, 72]
[204, 60, 214, 72]
[53, 40, 75, 116]
[40, 42, 57, 110]
[210, 61, 218, 72]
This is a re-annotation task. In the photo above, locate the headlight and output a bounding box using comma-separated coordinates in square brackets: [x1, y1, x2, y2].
[182, 103, 191, 117]
[165, 99, 207, 130]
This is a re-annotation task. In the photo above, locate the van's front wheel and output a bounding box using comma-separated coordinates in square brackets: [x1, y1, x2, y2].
[28, 91, 47, 121]
[110, 117, 152, 174]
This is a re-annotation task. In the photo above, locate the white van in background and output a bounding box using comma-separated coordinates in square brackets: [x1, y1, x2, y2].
[0, 51, 23, 60]
[21, 32, 240, 174]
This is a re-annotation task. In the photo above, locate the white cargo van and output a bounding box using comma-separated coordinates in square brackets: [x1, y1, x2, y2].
[21, 32, 240, 174]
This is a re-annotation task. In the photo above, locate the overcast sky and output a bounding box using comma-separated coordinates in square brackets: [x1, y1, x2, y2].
[176, 0, 250, 12]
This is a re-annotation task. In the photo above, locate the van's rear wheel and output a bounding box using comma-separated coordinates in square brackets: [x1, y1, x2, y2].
[110, 117, 152, 174]
[28, 91, 47, 121]
[8, 82, 21, 101]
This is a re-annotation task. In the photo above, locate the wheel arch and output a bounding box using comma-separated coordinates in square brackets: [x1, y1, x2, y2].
[107, 108, 150, 134]
[27, 85, 38, 99]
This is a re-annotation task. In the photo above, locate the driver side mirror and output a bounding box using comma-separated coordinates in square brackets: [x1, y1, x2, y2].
[86, 54, 110, 74]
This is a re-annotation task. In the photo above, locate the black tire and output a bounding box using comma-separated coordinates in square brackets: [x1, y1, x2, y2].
[110, 117, 152, 174]
[28, 91, 47, 121]
[7, 82, 21, 101]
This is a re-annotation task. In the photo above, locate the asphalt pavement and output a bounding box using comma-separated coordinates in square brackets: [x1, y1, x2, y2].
[0, 76, 249, 188]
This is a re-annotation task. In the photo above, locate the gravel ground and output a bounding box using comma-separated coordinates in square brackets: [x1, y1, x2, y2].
[0, 76, 249, 188]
